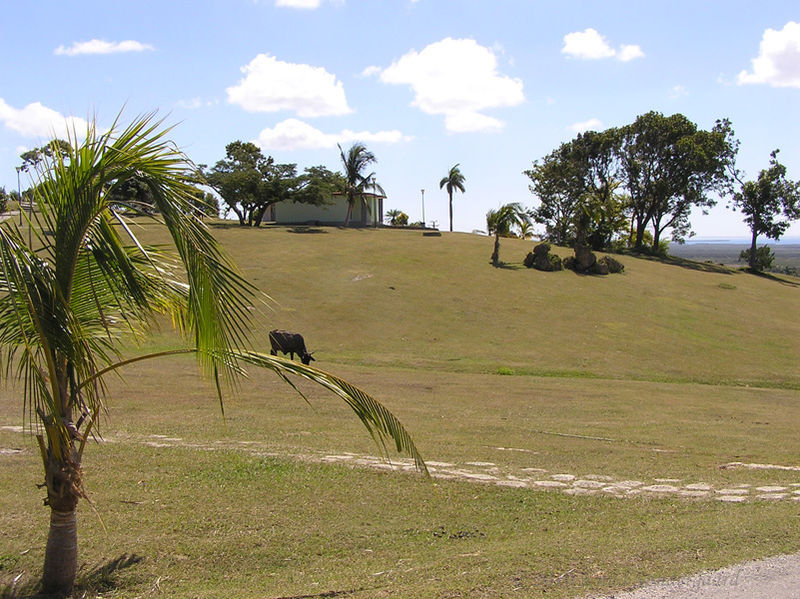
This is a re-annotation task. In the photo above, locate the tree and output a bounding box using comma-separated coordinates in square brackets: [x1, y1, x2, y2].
[525, 130, 626, 250]
[293, 165, 346, 208]
[204, 141, 271, 226]
[338, 142, 379, 227]
[0, 115, 426, 595]
[730, 150, 800, 271]
[618, 112, 735, 251]
[205, 147, 340, 226]
[19, 138, 73, 172]
[385, 209, 409, 226]
[486, 202, 531, 266]
[440, 164, 466, 232]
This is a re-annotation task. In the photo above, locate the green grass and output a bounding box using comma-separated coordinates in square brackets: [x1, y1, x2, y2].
[2, 224, 799, 597]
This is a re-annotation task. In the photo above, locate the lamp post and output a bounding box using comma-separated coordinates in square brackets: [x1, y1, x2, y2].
[420, 188, 425, 229]
[16, 166, 23, 225]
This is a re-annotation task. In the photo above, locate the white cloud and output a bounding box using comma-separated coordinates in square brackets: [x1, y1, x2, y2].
[361, 65, 382, 77]
[569, 118, 603, 133]
[175, 97, 218, 110]
[376, 38, 524, 133]
[274, 0, 344, 8]
[445, 112, 504, 134]
[669, 85, 689, 99]
[227, 54, 351, 117]
[562, 29, 615, 60]
[562, 29, 644, 62]
[255, 118, 411, 150]
[737, 21, 800, 87]
[617, 44, 645, 62]
[276, 0, 320, 8]
[0, 98, 88, 139]
[54, 39, 154, 56]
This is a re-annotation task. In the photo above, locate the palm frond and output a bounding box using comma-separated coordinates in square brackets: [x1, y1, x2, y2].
[232, 350, 428, 476]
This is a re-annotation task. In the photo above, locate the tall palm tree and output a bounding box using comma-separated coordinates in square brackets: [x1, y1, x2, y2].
[0, 115, 426, 595]
[486, 202, 531, 266]
[338, 142, 378, 227]
[439, 164, 466, 232]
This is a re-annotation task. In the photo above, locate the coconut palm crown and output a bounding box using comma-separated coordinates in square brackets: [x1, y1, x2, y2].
[439, 164, 466, 232]
[486, 202, 531, 266]
[338, 142, 382, 226]
[0, 114, 426, 595]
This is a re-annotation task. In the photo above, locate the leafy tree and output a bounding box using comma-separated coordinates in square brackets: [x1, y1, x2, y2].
[105, 173, 156, 213]
[0, 115, 426, 595]
[338, 142, 380, 226]
[385, 209, 409, 226]
[525, 130, 626, 250]
[618, 112, 735, 251]
[440, 164, 466, 232]
[293, 165, 346, 208]
[729, 150, 800, 271]
[204, 141, 270, 226]
[0, 187, 7, 214]
[204, 142, 319, 227]
[486, 202, 531, 266]
[524, 147, 579, 245]
[19, 138, 73, 171]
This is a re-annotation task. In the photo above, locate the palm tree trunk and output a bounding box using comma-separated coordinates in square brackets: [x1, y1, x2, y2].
[449, 192, 453, 232]
[344, 196, 353, 226]
[491, 235, 500, 266]
[40, 418, 82, 595]
[42, 507, 78, 594]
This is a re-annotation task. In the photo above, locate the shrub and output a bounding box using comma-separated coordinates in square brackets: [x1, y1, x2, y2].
[739, 246, 775, 271]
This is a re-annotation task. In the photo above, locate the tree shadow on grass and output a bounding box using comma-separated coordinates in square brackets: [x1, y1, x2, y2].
[634, 252, 736, 274]
[747, 269, 800, 288]
[1, 554, 144, 599]
[288, 226, 327, 234]
[491, 261, 526, 271]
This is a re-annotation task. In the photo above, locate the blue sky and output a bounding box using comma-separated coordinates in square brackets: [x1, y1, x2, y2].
[1, 0, 799, 239]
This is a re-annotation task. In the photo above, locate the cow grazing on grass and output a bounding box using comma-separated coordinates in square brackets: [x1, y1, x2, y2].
[269, 329, 315, 365]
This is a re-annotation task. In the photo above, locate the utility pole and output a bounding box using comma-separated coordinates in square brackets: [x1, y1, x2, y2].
[421, 188, 425, 228]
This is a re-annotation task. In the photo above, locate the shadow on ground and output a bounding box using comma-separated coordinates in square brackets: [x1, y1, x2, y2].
[1, 554, 144, 599]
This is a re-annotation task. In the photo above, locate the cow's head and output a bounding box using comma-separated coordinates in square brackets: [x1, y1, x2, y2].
[301, 353, 315, 365]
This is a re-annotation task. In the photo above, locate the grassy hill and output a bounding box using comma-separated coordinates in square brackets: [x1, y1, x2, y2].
[196, 224, 799, 389]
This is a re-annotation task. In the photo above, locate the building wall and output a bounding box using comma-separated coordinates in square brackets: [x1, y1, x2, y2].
[273, 196, 383, 226]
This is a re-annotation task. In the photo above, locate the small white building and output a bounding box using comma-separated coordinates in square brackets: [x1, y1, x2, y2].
[271, 192, 385, 227]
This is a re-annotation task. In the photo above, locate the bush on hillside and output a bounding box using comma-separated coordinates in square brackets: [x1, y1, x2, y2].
[739, 246, 775, 272]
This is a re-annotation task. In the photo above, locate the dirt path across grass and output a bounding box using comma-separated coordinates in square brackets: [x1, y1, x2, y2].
[581, 551, 800, 598]
[4, 425, 799, 504]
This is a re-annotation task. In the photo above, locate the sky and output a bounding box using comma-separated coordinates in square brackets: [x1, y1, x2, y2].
[1, 0, 799, 240]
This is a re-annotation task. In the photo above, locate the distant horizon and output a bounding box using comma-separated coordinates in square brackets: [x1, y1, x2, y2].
[675, 236, 800, 245]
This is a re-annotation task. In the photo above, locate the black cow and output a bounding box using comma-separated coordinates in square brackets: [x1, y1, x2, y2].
[269, 329, 315, 364]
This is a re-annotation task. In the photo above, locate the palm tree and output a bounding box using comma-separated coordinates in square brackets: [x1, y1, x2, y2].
[486, 202, 531, 266]
[0, 115, 426, 595]
[385, 209, 408, 226]
[338, 142, 379, 227]
[439, 164, 466, 232]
